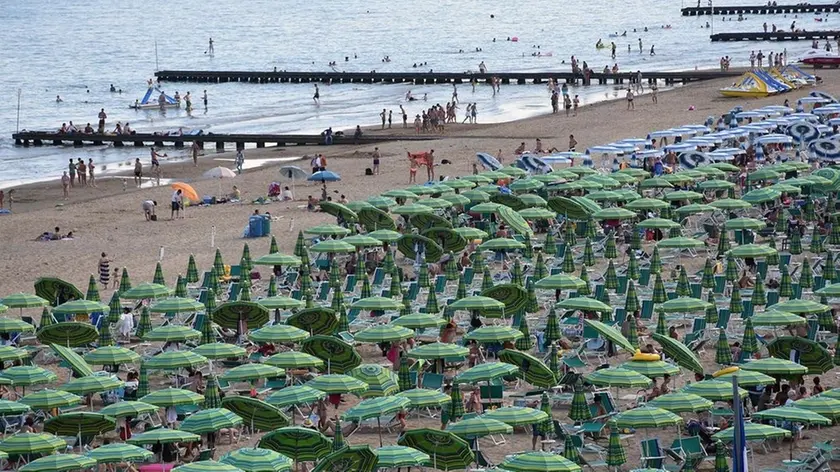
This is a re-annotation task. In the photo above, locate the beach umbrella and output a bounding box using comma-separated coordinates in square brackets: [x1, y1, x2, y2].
[713, 423, 791, 443]
[604, 424, 627, 469]
[499, 349, 556, 388]
[183, 254, 200, 283]
[789, 229, 803, 255]
[62, 375, 123, 395]
[349, 364, 399, 398]
[515, 316, 534, 351]
[583, 319, 634, 353]
[171, 461, 242, 472]
[425, 290, 439, 314]
[794, 396, 840, 419]
[207, 267, 221, 295]
[127, 428, 200, 446]
[625, 281, 640, 314]
[141, 388, 204, 407]
[701, 259, 715, 289]
[638, 218, 680, 230]
[714, 369, 776, 387]
[481, 266, 494, 291]
[344, 397, 411, 445]
[741, 318, 758, 355]
[221, 363, 283, 383]
[86, 443, 154, 465]
[307, 374, 368, 395]
[0, 366, 56, 391]
[44, 412, 115, 437]
[20, 389, 81, 410]
[447, 416, 512, 439]
[143, 324, 201, 343]
[398, 429, 474, 471]
[717, 229, 730, 256]
[136, 364, 149, 398]
[767, 238, 780, 266]
[770, 299, 830, 314]
[612, 406, 683, 429]
[37, 321, 98, 347]
[558, 297, 612, 313]
[51, 299, 109, 317]
[213, 300, 270, 330]
[310, 240, 356, 254]
[576, 264, 591, 296]
[549, 344, 561, 379]
[83, 274, 101, 302]
[569, 382, 592, 422]
[564, 222, 577, 246]
[219, 448, 292, 472]
[604, 231, 618, 259]
[121, 282, 172, 300]
[221, 396, 290, 431]
[751, 275, 766, 307]
[259, 427, 333, 462]
[543, 308, 561, 346]
[408, 342, 469, 360]
[301, 335, 361, 373]
[729, 285, 742, 315]
[115, 268, 132, 295]
[375, 446, 429, 469]
[456, 362, 519, 385]
[266, 385, 326, 409]
[723, 254, 737, 283]
[152, 262, 165, 286]
[752, 406, 831, 425]
[510, 258, 524, 286]
[581, 238, 595, 267]
[749, 311, 804, 327]
[648, 392, 713, 413]
[254, 253, 302, 268]
[19, 454, 95, 472]
[604, 260, 618, 290]
[293, 231, 306, 258]
[651, 274, 667, 304]
[392, 312, 445, 330]
[584, 367, 652, 388]
[204, 376, 223, 409]
[766, 337, 834, 374]
[181, 408, 243, 435]
[500, 451, 581, 472]
[396, 388, 450, 410]
[0, 399, 29, 417]
[173, 275, 188, 299]
[824, 252, 835, 283]
[266, 351, 324, 370]
[464, 326, 523, 344]
[472, 250, 486, 274]
[397, 357, 413, 392]
[800, 257, 814, 289]
[148, 297, 204, 314]
[811, 226, 825, 253]
[534, 274, 585, 291]
[455, 273, 467, 301]
[780, 264, 793, 298]
[651, 333, 703, 373]
[106, 292, 122, 325]
[383, 250, 396, 273]
[484, 405, 549, 428]
[630, 228, 642, 252]
[417, 262, 430, 289]
[647, 247, 661, 276]
[625, 198, 669, 211]
[0, 432, 65, 456]
[715, 330, 732, 365]
[683, 380, 748, 401]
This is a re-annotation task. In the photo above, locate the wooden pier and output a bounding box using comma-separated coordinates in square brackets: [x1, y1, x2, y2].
[12, 131, 437, 150]
[154, 69, 742, 86]
[682, 3, 840, 15]
[710, 30, 840, 41]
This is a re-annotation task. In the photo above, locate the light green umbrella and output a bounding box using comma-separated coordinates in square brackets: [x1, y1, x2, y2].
[621, 359, 680, 378]
[479, 238, 526, 251]
[500, 451, 582, 472]
[456, 362, 518, 384]
[52, 299, 109, 316]
[794, 395, 840, 418]
[612, 406, 682, 428]
[0, 433, 65, 455]
[557, 297, 612, 313]
[499, 349, 556, 388]
[305, 224, 351, 237]
[0, 293, 48, 309]
[266, 351, 324, 369]
[714, 369, 776, 386]
[682, 380, 748, 401]
[172, 461, 243, 472]
[770, 299, 830, 314]
[249, 324, 309, 343]
[100, 401, 158, 418]
[651, 333, 704, 373]
[583, 319, 635, 352]
[121, 282, 172, 300]
[637, 218, 680, 230]
[724, 218, 767, 231]
[396, 388, 451, 409]
[446, 416, 513, 438]
[463, 326, 523, 344]
[742, 188, 782, 204]
[220, 448, 292, 472]
[145, 351, 208, 370]
[307, 374, 368, 395]
[181, 408, 243, 434]
[221, 364, 284, 383]
[86, 443, 154, 464]
[349, 296, 403, 311]
[19, 453, 96, 472]
[266, 386, 326, 408]
[658, 297, 713, 313]
[1, 366, 57, 389]
[740, 357, 808, 375]
[584, 367, 652, 388]
[727, 244, 777, 259]
[375, 446, 430, 469]
[127, 428, 201, 446]
[592, 208, 637, 220]
[712, 423, 790, 442]
[253, 253, 303, 267]
[483, 406, 549, 426]
[392, 313, 446, 329]
[656, 237, 705, 249]
[148, 297, 204, 313]
[752, 406, 830, 425]
[141, 388, 204, 407]
[192, 343, 246, 360]
[344, 396, 412, 445]
[407, 343, 469, 360]
[648, 392, 713, 413]
[62, 375, 123, 395]
[534, 274, 586, 291]
[20, 389, 81, 410]
[348, 364, 399, 398]
[749, 311, 805, 326]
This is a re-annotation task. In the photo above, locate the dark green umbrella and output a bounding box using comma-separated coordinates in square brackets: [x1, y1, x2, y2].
[398, 428, 474, 471]
[302, 335, 361, 374]
[480, 284, 528, 316]
[152, 262, 166, 286]
[397, 234, 444, 262]
[50, 344, 94, 377]
[259, 427, 332, 462]
[37, 321, 98, 347]
[0, 432, 65, 455]
[311, 445, 378, 472]
[500, 451, 581, 472]
[515, 316, 534, 350]
[44, 412, 115, 437]
[20, 453, 95, 472]
[766, 337, 834, 374]
[137, 364, 149, 398]
[651, 333, 703, 373]
[222, 396, 290, 432]
[604, 260, 618, 290]
[118, 268, 132, 294]
[106, 292, 122, 325]
[349, 364, 399, 398]
[85, 274, 101, 302]
[498, 349, 556, 388]
[249, 324, 309, 344]
[213, 301, 269, 330]
[127, 428, 200, 446]
[266, 386, 326, 410]
[569, 381, 592, 422]
[716, 330, 732, 365]
[220, 448, 292, 472]
[584, 319, 634, 353]
[544, 308, 561, 346]
[33, 278, 83, 307]
[86, 443, 154, 465]
[675, 266, 690, 297]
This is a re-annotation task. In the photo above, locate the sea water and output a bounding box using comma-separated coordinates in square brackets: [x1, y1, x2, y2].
[0, 0, 836, 187]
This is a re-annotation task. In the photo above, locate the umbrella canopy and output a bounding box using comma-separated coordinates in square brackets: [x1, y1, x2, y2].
[621, 360, 680, 378]
[651, 333, 704, 373]
[249, 324, 309, 344]
[144, 325, 202, 342]
[750, 311, 806, 326]
[682, 380, 749, 400]
[463, 326, 523, 344]
[348, 364, 400, 398]
[375, 446, 430, 469]
[648, 392, 713, 413]
[145, 351, 208, 370]
[310, 240, 356, 254]
[307, 374, 368, 395]
[213, 301, 270, 330]
[52, 299, 108, 316]
[141, 388, 204, 407]
[770, 299, 830, 314]
[20, 389, 81, 410]
[221, 396, 290, 431]
[446, 416, 513, 438]
[708, 199, 751, 211]
[1, 292, 49, 309]
[311, 445, 377, 472]
[120, 282, 172, 299]
[84, 346, 141, 365]
[584, 319, 635, 352]
[62, 375, 123, 395]
[148, 297, 204, 314]
[259, 427, 333, 462]
[741, 355, 811, 375]
[37, 322, 98, 347]
[1, 366, 57, 387]
[0, 432, 65, 455]
[86, 443, 154, 464]
[592, 208, 637, 220]
[50, 344, 94, 377]
[500, 451, 582, 472]
[766, 337, 834, 374]
[192, 343, 246, 360]
[752, 406, 831, 425]
[584, 367, 653, 388]
[392, 313, 446, 329]
[172, 461, 242, 472]
[498, 349, 556, 388]
[658, 297, 713, 313]
[557, 297, 612, 312]
[656, 237, 705, 249]
[712, 423, 791, 442]
[396, 388, 451, 409]
[727, 244, 778, 259]
[99, 401, 157, 418]
[181, 408, 243, 434]
[447, 295, 507, 314]
[301, 335, 361, 373]
[19, 454, 96, 472]
[456, 362, 519, 384]
[407, 343, 469, 360]
[483, 406, 549, 426]
[33, 278, 83, 307]
[534, 274, 586, 291]
[612, 406, 683, 428]
[398, 429, 475, 471]
[220, 448, 292, 472]
[221, 363, 284, 383]
[253, 254, 303, 267]
[343, 396, 411, 422]
[266, 352, 324, 370]
[266, 386, 326, 408]
[0, 399, 29, 415]
[44, 412, 115, 437]
[714, 369, 776, 386]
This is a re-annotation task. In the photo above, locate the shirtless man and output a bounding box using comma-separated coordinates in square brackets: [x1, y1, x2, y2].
[191, 141, 200, 167]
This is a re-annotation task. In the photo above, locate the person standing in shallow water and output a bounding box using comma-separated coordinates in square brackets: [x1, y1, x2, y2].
[313, 84, 320, 103]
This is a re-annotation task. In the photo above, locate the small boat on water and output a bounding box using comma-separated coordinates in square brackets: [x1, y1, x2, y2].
[129, 87, 180, 110]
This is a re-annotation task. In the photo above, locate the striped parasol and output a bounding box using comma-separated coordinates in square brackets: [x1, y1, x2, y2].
[98, 322, 113, 347]
[585, 217, 597, 239]
[213, 249, 225, 279]
[107, 292, 121, 325]
[805, 199, 817, 222]
[625, 281, 640, 314]
[652, 273, 667, 304]
[627, 251, 639, 280]
[800, 257, 814, 289]
[137, 364, 149, 398]
[526, 281, 539, 313]
[656, 309, 668, 336]
[766, 238, 780, 265]
[583, 239, 595, 266]
[331, 420, 345, 451]
[569, 382, 592, 422]
[515, 316, 534, 350]
[294, 231, 306, 257]
[185, 255, 199, 284]
[630, 227, 642, 251]
[561, 246, 575, 273]
[811, 225, 825, 253]
[86, 274, 100, 302]
[153, 262, 166, 286]
[717, 229, 730, 256]
[204, 376, 221, 409]
[331, 289, 344, 312]
[548, 344, 561, 379]
[604, 260, 618, 290]
[445, 253, 460, 282]
[626, 314, 639, 349]
[473, 250, 486, 274]
[537, 392, 553, 435]
[482, 267, 494, 291]
[118, 268, 132, 294]
[201, 289, 216, 344]
[832, 217, 840, 245]
[397, 357, 413, 391]
[524, 237, 534, 259]
[544, 308, 561, 346]
[701, 259, 715, 289]
[724, 254, 738, 282]
[425, 290, 439, 314]
[207, 266, 220, 295]
[705, 290, 718, 324]
[676, 266, 690, 297]
[328, 260, 341, 289]
[40, 307, 53, 328]
[820, 295, 834, 329]
[418, 262, 430, 288]
[612, 406, 682, 429]
[455, 274, 467, 300]
[449, 383, 465, 421]
[564, 222, 576, 246]
[399, 292, 411, 317]
[605, 231, 618, 259]
[752, 276, 766, 306]
[715, 330, 732, 365]
[360, 272, 372, 298]
[780, 264, 793, 298]
[390, 267, 402, 298]
[240, 244, 253, 274]
[529, 252, 546, 283]
[563, 435, 581, 464]
[511, 258, 524, 286]
[729, 285, 742, 315]
[606, 424, 627, 468]
[578, 265, 591, 296]
[650, 244, 662, 274]
[598, 288, 611, 309]
[741, 318, 758, 355]
[777, 210, 789, 235]
[136, 306, 152, 339]
[298, 266, 312, 296]
[824, 252, 835, 283]
[789, 229, 803, 255]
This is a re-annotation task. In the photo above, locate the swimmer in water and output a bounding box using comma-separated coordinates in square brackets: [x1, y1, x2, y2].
[56, 95, 63, 103]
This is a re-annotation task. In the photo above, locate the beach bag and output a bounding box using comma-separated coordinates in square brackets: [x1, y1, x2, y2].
[365, 168, 373, 176]
[150, 215, 157, 221]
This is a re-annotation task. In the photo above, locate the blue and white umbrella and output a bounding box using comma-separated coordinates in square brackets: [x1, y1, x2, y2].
[788, 112, 820, 122]
[682, 124, 711, 133]
[827, 117, 840, 126]
[608, 142, 639, 153]
[618, 138, 648, 147]
[799, 96, 832, 105]
[634, 149, 664, 158]
[542, 152, 582, 163]
[679, 151, 709, 169]
[735, 111, 763, 119]
[587, 145, 623, 155]
[739, 126, 770, 135]
[810, 105, 840, 115]
[811, 90, 838, 104]
[476, 152, 502, 171]
[755, 134, 793, 145]
[707, 151, 737, 162]
[755, 144, 765, 162]
[787, 121, 821, 144]
[308, 170, 341, 182]
[520, 154, 553, 174]
[810, 139, 840, 161]
[664, 143, 696, 153]
[758, 105, 793, 114]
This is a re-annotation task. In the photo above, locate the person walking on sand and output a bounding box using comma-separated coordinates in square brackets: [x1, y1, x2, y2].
[626, 88, 635, 110]
[61, 171, 70, 200]
[235, 148, 245, 174]
[313, 84, 320, 103]
[171, 189, 183, 220]
[651, 82, 658, 103]
[649, 45, 656, 56]
[143, 200, 157, 221]
[372, 147, 381, 175]
[88, 158, 96, 187]
[191, 141, 200, 166]
[451, 84, 458, 103]
[573, 95, 580, 116]
[133, 158, 143, 187]
[638, 38, 643, 54]
[380, 109, 387, 129]
[68, 159, 76, 188]
[427, 150, 436, 181]
[471, 103, 477, 124]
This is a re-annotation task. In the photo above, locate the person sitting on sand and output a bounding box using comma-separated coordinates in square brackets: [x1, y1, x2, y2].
[535, 139, 545, 153]
[281, 186, 293, 201]
[229, 185, 241, 201]
[737, 270, 754, 289]
[514, 142, 526, 155]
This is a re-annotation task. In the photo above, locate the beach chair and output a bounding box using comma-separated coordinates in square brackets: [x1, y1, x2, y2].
[480, 385, 504, 409]
[638, 267, 651, 287]
[229, 265, 242, 281]
[316, 281, 330, 301]
[757, 260, 768, 280]
[667, 436, 711, 468]
[742, 300, 754, 319]
[463, 267, 475, 285]
[372, 267, 385, 286]
[713, 275, 726, 294]
[640, 438, 673, 470]
[200, 271, 213, 289]
[617, 275, 628, 295]
[690, 283, 701, 299]
[338, 331, 356, 345]
[594, 284, 605, 302]
[640, 300, 654, 321]
[716, 309, 731, 330]
[284, 271, 298, 287]
[433, 275, 447, 293]
[766, 290, 779, 307]
[421, 373, 444, 391]
[406, 282, 419, 301]
[227, 282, 240, 301]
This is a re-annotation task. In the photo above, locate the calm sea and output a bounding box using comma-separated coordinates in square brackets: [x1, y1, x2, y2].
[0, 0, 834, 187]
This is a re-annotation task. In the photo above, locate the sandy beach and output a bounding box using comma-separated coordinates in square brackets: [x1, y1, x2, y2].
[3, 69, 840, 469]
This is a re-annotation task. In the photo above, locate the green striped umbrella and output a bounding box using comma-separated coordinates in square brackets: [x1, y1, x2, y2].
[626, 313, 639, 350]
[604, 260, 618, 290]
[293, 231, 306, 258]
[121, 282, 172, 300]
[811, 226, 825, 253]
[249, 324, 309, 344]
[172, 461, 242, 472]
[87, 443, 154, 464]
[186, 254, 200, 283]
[260, 427, 333, 462]
[534, 274, 585, 291]
[222, 396, 290, 432]
[390, 267, 403, 300]
[800, 257, 814, 288]
[651, 274, 667, 304]
[254, 253, 302, 268]
[137, 364, 149, 398]
[583, 319, 634, 352]
[445, 253, 460, 282]
[578, 265, 591, 296]
[648, 392, 713, 413]
[723, 256, 734, 284]
[36, 322, 97, 347]
[201, 289, 217, 344]
[750, 275, 766, 307]
[499, 349, 556, 388]
[407, 342, 468, 360]
[705, 290, 718, 324]
[392, 313, 445, 330]
[62, 375, 123, 395]
[396, 388, 450, 409]
[203, 376, 221, 409]
[127, 428, 200, 446]
[97, 322, 113, 347]
[266, 386, 326, 409]
[456, 362, 518, 384]
[606, 424, 627, 468]
[0, 433, 65, 455]
[454, 273, 467, 301]
[417, 262, 430, 288]
[714, 369, 775, 386]
[117, 268, 132, 294]
[715, 330, 732, 365]
[448, 383, 465, 421]
[549, 344, 561, 379]
[375, 446, 429, 469]
[141, 388, 204, 407]
[37, 307, 52, 328]
[174, 275, 188, 298]
[650, 245, 662, 274]
[651, 333, 703, 373]
[604, 231, 618, 259]
[349, 364, 399, 398]
[447, 416, 513, 439]
[657, 237, 705, 250]
[626, 198, 669, 211]
[752, 406, 831, 425]
[44, 412, 115, 437]
[181, 408, 243, 434]
[779, 264, 793, 298]
[286, 306, 338, 336]
[350, 295, 403, 312]
[484, 406, 549, 426]
[825, 252, 836, 283]
[149, 297, 204, 314]
[724, 217, 766, 231]
[750, 310, 805, 326]
[740, 356, 808, 377]
[569, 382, 592, 422]
[628, 251, 640, 280]
[20, 454, 95, 472]
[307, 374, 368, 395]
[741, 318, 758, 354]
[106, 292, 121, 325]
[193, 343, 246, 360]
[625, 281, 640, 314]
[397, 357, 413, 392]
[500, 451, 581, 472]
[713, 423, 791, 443]
[516, 316, 534, 350]
[425, 290, 439, 314]
[557, 297, 612, 314]
[221, 363, 283, 383]
[790, 229, 803, 255]
[537, 392, 554, 435]
[100, 401, 158, 418]
[675, 266, 690, 297]
[630, 228, 642, 252]
[0, 346, 26, 364]
[794, 396, 840, 418]
[52, 299, 108, 316]
[85, 274, 101, 302]
[152, 262, 165, 286]
[717, 229, 730, 256]
[207, 266, 221, 295]
[543, 308, 561, 346]
[832, 218, 840, 245]
[20, 389, 81, 410]
[1, 366, 56, 388]
[584, 367, 652, 388]
[266, 351, 323, 370]
[0, 399, 29, 415]
[659, 297, 712, 313]
[220, 448, 292, 472]
[622, 359, 679, 378]
[767, 238, 780, 265]
[143, 325, 201, 343]
[613, 406, 682, 429]
[653, 309, 667, 336]
[582, 238, 595, 267]
[701, 259, 715, 289]
[464, 326, 523, 344]
[683, 380, 748, 401]
[771, 298, 830, 315]
[398, 429, 474, 471]
[305, 224, 352, 237]
[561, 245, 575, 273]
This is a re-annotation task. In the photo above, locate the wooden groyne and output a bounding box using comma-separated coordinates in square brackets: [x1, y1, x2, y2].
[682, 4, 840, 15]
[710, 30, 840, 41]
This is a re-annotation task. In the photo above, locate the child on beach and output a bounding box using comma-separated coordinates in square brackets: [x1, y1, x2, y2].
[112, 267, 120, 289]
[409, 160, 418, 183]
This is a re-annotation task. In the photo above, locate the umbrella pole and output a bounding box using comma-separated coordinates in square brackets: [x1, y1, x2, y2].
[378, 417, 383, 447]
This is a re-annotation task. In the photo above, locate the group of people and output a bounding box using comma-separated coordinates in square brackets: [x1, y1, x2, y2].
[61, 157, 97, 199]
[748, 49, 787, 69]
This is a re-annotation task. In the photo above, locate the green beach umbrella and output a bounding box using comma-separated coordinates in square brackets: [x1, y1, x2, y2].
[221, 363, 283, 383]
[652, 274, 667, 304]
[606, 424, 627, 468]
[121, 282, 172, 300]
[498, 349, 556, 388]
[790, 228, 803, 255]
[85, 274, 100, 302]
[800, 257, 814, 288]
[396, 388, 450, 409]
[349, 364, 399, 398]
[648, 392, 713, 413]
[717, 229, 730, 256]
[752, 406, 831, 425]
[259, 427, 333, 462]
[481, 266, 494, 291]
[220, 448, 292, 472]
[266, 386, 326, 409]
[141, 388, 204, 407]
[741, 318, 758, 354]
[44, 412, 115, 437]
[780, 264, 793, 298]
[683, 380, 748, 401]
[192, 343, 246, 360]
[221, 396, 290, 431]
[106, 292, 121, 325]
[86, 443, 154, 465]
[181, 407, 243, 434]
[203, 376, 221, 409]
[398, 429, 474, 471]
[186, 254, 200, 283]
[604, 260, 618, 290]
[749, 310, 804, 326]
[1, 366, 57, 389]
[0, 432, 65, 455]
[766, 337, 834, 374]
[569, 381, 592, 422]
[137, 364, 149, 398]
[500, 451, 581, 472]
[770, 299, 830, 314]
[143, 324, 201, 342]
[515, 316, 534, 350]
[171, 461, 242, 472]
[794, 396, 840, 419]
[446, 416, 512, 439]
[173, 275, 188, 298]
[62, 375, 123, 395]
[650, 245, 662, 274]
[456, 362, 518, 384]
[20, 453, 95, 472]
[612, 406, 682, 428]
[701, 259, 715, 289]
[604, 231, 618, 259]
[307, 374, 368, 395]
[584, 367, 652, 388]
[249, 324, 309, 344]
[20, 389, 81, 410]
[148, 297, 203, 314]
[127, 428, 200, 446]
[714, 369, 776, 387]
[100, 401, 158, 418]
[375, 446, 429, 469]
[408, 342, 468, 360]
[659, 297, 712, 313]
[767, 238, 780, 265]
[715, 330, 732, 365]
[152, 262, 165, 286]
[464, 326, 523, 344]
[651, 333, 703, 373]
[118, 268, 132, 294]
